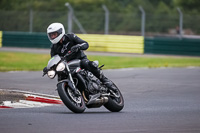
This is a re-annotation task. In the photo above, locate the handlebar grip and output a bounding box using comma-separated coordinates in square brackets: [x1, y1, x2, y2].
[64, 49, 78, 58]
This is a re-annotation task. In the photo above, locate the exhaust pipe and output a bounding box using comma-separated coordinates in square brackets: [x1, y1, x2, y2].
[95, 97, 109, 104]
[87, 93, 109, 106]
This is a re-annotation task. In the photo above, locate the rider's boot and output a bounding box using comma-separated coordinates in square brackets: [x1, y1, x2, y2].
[88, 61, 117, 92]
[98, 71, 118, 92]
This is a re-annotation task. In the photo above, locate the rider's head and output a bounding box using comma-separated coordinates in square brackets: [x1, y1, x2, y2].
[47, 23, 65, 44]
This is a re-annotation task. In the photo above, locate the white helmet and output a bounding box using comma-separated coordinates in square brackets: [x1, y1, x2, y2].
[47, 23, 65, 44]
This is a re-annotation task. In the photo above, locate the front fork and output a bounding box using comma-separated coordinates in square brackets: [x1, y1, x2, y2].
[64, 64, 80, 96]
[66, 63, 76, 89]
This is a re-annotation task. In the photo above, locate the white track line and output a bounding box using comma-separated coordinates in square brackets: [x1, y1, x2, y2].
[0, 89, 63, 109]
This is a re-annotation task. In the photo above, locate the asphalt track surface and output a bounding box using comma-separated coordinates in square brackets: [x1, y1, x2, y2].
[0, 67, 200, 133]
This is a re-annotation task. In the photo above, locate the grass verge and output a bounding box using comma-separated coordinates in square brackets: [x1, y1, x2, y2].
[0, 52, 200, 71]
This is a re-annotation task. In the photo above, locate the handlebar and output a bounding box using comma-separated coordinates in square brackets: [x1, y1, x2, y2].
[64, 49, 78, 58]
[42, 50, 77, 77]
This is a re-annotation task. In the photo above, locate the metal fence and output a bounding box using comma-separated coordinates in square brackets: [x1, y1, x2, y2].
[0, 7, 200, 37]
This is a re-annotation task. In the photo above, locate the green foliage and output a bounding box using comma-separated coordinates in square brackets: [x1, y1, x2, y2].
[174, 0, 200, 13]
[0, 0, 200, 34]
[155, 2, 171, 14]
[0, 0, 198, 14]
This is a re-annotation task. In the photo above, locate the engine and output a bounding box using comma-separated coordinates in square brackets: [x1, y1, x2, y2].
[88, 80, 101, 94]
[80, 70, 102, 94]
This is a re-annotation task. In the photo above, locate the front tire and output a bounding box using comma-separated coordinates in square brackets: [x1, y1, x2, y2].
[57, 82, 86, 113]
[104, 83, 124, 112]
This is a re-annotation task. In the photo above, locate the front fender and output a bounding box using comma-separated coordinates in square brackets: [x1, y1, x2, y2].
[57, 79, 75, 92]
[75, 73, 87, 91]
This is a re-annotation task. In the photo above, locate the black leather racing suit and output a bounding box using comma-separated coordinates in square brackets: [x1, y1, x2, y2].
[50, 33, 102, 79]
[50, 33, 116, 91]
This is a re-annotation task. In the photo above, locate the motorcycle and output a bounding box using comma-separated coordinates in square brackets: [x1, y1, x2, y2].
[43, 50, 124, 113]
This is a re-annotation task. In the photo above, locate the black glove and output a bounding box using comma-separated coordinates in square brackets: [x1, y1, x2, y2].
[43, 67, 47, 73]
[71, 44, 81, 52]
[42, 67, 47, 77]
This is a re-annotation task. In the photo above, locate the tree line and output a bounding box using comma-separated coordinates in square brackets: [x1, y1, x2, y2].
[0, 0, 199, 14]
[0, 0, 200, 35]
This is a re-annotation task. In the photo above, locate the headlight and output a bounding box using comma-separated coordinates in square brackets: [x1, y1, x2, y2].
[56, 62, 65, 71]
[47, 70, 56, 79]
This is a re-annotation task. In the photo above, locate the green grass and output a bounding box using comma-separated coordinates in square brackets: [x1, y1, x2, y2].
[88, 55, 200, 69]
[0, 52, 50, 71]
[0, 52, 200, 71]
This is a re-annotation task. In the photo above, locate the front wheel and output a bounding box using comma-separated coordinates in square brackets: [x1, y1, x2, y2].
[104, 83, 124, 112]
[57, 82, 86, 113]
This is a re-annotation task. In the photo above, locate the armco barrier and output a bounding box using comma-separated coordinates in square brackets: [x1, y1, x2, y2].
[78, 34, 144, 54]
[2, 31, 50, 48]
[145, 37, 200, 56]
[0, 31, 2, 48]
[1, 31, 144, 54]
[2, 31, 199, 56]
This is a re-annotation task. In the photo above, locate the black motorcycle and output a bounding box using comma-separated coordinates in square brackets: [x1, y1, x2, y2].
[43, 50, 124, 113]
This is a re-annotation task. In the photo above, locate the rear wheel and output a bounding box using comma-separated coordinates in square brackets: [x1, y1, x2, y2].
[57, 82, 86, 113]
[104, 83, 124, 112]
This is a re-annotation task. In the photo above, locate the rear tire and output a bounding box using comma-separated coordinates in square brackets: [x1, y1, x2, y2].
[104, 83, 124, 112]
[57, 82, 86, 113]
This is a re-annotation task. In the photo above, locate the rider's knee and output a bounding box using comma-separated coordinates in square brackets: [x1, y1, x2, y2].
[88, 61, 98, 69]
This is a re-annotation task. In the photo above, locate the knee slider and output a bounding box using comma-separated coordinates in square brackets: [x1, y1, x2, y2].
[88, 61, 98, 69]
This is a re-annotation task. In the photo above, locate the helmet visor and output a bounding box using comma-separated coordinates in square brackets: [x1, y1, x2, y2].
[48, 28, 63, 40]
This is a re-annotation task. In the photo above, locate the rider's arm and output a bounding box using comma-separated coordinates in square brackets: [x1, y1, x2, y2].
[50, 44, 56, 57]
[70, 34, 89, 50]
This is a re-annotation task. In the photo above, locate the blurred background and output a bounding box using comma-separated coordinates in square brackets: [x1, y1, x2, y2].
[1, 0, 200, 56]
[0, 0, 200, 71]
[0, 0, 200, 37]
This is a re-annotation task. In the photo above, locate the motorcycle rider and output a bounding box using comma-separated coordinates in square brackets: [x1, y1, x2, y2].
[45, 22, 116, 92]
